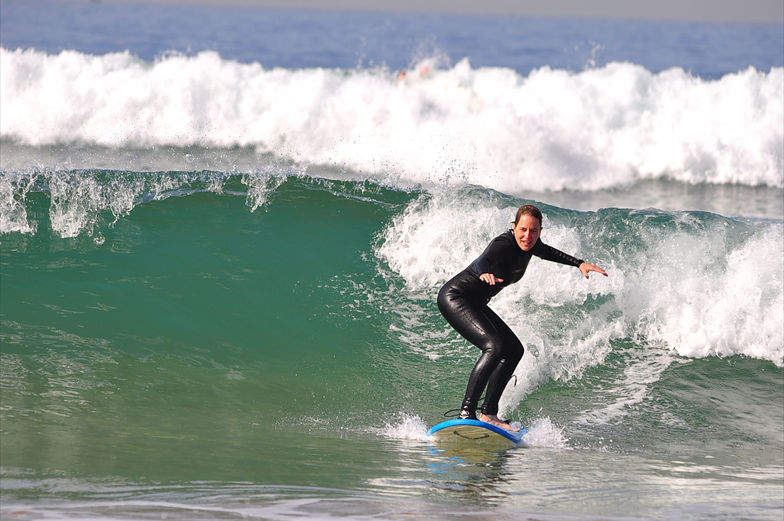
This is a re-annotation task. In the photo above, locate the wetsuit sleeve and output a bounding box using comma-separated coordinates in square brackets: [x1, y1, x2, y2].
[532, 241, 584, 268]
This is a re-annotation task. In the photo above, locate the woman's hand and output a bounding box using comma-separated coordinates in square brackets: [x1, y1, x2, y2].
[579, 262, 608, 279]
[479, 273, 504, 285]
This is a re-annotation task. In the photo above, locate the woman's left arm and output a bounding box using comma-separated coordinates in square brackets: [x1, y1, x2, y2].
[533, 242, 607, 279]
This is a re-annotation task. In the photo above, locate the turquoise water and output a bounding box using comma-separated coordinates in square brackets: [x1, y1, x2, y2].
[2, 171, 782, 519]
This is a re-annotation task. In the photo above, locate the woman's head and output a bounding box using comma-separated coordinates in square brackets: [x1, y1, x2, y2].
[513, 205, 542, 251]
[514, 205, 543, 227]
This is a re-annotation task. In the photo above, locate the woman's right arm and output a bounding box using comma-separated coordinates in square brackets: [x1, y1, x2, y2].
[479, 273, 504, 285]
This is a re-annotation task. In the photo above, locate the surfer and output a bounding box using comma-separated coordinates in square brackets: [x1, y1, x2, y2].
[437, 205, 607, 431]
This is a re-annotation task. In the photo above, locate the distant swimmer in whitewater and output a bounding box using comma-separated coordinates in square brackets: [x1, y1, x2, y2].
[437, 205, 607, 431]
[397, 63, 431, 83]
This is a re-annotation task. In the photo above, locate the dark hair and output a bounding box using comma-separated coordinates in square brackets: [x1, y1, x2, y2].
[514, 205, 543, 227]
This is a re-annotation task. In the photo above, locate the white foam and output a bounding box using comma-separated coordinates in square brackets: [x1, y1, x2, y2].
[2, 48, 782, 192]
[242, 169, 288, 212]
[628, 223, 784, 363]
[0, 170, 274, 238]
[376, 193, 506, 289]
[521, 417, 569, 449]
[0, 172, 36, 234]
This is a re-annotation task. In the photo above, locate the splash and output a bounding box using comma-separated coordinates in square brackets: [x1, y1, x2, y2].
[521, 417, 569, 449]
[377, 414, 430, 441]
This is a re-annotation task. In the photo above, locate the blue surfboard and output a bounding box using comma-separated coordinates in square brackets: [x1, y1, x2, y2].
[427, 419, 527, 448]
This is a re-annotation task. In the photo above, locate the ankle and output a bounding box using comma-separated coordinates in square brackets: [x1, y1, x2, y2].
[459, 409, 477, 420]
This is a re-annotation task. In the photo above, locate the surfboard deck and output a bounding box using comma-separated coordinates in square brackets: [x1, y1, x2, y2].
[427, 418, 527, 448]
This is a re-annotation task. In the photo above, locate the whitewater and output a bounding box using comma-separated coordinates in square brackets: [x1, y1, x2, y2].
[2, 48, 782, 192]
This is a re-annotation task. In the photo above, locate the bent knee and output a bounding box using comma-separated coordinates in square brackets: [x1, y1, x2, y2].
[496, 338, 524, 363]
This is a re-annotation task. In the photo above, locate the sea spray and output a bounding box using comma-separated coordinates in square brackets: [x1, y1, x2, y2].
[378, 414, 430, 441]
[522, 417, 569, 448]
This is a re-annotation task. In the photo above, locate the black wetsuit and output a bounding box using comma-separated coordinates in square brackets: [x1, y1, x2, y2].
[437, 230, 583, 418]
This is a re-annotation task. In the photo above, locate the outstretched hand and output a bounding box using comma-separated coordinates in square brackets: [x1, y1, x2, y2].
[579, 262, 608, 279]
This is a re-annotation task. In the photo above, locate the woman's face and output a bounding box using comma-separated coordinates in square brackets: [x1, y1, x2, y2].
[513, 214, 541, 251]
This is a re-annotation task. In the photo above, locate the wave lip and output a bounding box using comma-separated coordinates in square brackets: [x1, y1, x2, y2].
[2, 48, 782, 191]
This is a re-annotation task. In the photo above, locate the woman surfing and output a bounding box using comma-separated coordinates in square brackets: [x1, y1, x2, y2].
[437, 205, 607, 431]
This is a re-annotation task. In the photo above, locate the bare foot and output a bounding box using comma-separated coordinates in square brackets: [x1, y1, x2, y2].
[479, 413, 520, 432]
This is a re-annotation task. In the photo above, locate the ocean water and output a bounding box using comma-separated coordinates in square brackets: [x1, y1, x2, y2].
[1, 1, 783, 520]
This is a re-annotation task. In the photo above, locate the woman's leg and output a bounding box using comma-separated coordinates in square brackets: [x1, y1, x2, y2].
[437, 277, 524, 419]
[479, 316, 524, 416]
